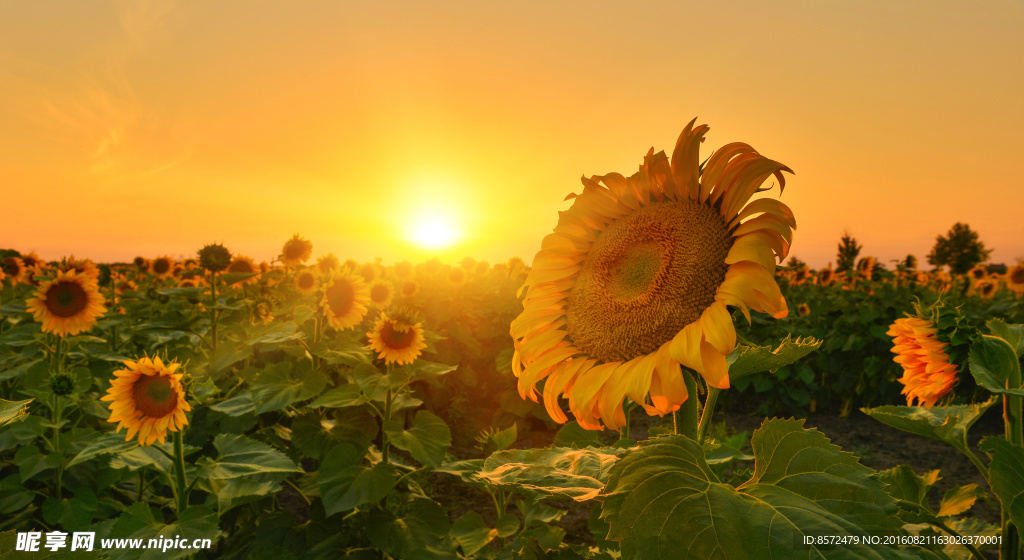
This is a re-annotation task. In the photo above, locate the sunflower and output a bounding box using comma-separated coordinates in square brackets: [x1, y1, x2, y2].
[281, 234, 313, 266]
[967, 265, 987, 281]
[367, 309, 426, 365]
[27, 270, 108, 336]
[368, 280, 394, 308]
[295, 270, 318, 295]
[322, 270, 370, 331]
[1004, 262, 1024, 293]
[856, 256, 875, 279]
[793, 265, 812, 285]
[100, 356, 191, 446]
[149, 256, 175, 279]
[316, 254, 340, 276]
[448, 267, 466, 286]
[252, 297, 274, 325]
[393, 260, 414, 280]
[400, 280, 419, 298]
[797, 303, 811, 316]
[116, 278, 139, 294]
[887, 317, 958, 408]
[178, 276, 207, 289]
[975, 278, 998, 299]
[133, 256, 148, 271]
[20, 252, 42, 269]
[225, 255, 260, 285]
[1, 257, 26, 285]
[511, 119, 794, 430]
[818, 265, 836, 286]
[359, 263, 378, 283]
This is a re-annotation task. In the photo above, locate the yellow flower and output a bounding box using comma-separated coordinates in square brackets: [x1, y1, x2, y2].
[367, 310, 426, 365]
[2, 257, 27, 285]
[225, 255, 260, 285]
[281, 234, 313, 266]
[27, 270, 108, 336]
[967, 265, 987, 281]
[817, 265, 835, 286]
[359, 263, 378, 283]
[149, 256, 175, 279]
[400, 280, 419, 298]
[20, 252, 42, 269]
[975, 278, 998, 299]
[316, 254, 340, 276]
[511, 119, 794, 430]
[887, 317, 957, 408]
[322, 271, 370, 331]
[1005, 263, 1024, 293]
[100, 356, 191, 446]
[797, 303, 811, 316]
[295, 270, 318, 295]
[856, 256, 875, 279]
[368, 280, 394, 308]
[252, 298, 274, 325]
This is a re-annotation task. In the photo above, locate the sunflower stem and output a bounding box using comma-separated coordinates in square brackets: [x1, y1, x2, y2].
[1000, 360, 1023, 560]
[52, 393, 63, 501]
[675, 369, 699, 440]
[208, 270, 218, 376]
[697, 387, 721, 446]
[382, 363, 393, 465]
[172, 430, 189, 516]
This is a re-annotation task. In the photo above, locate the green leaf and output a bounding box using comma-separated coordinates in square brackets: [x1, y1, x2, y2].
[247, 322, 305, 346]
[496, 513, 520, 538]
[318, 443, 397, 516]
[366, 498, 453, 560]
[251, 362, 326, 413]
[111, 505, 219, 560]
[477, 446, 624, 501]
[937, 484, 986, 517]
[220, 271, 258, 285]
[68, 432, 139, 468]
[197, 434, 301, 479]
[404, 361, 458, 383]
[435, 459, 484, 485]
[726, 335, 821, 380]
[386, 411, 452, 468]
[553, 421, 605, 449]
[969, 335, 1024, 395]
[488, 423, 518, 451]
[876, 465, 940, 512]
[450, 512, 495, 556]
[979, 437, 1024, 533]
[861, 399, 998, 455]
[0, 474, 34, 514]
[600, 419, 918, 560]
[199, 472, 287, 515]
[209, 390, 256, 416]
[0, 398, 31, 428]
[16, 446, 62, 482]
[307, 384, 364, 409]
[987, 319, 1024, 357]
[109, 446, 172, 474]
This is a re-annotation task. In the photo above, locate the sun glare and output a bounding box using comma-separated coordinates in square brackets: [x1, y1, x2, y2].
[410, 218, 459, 249]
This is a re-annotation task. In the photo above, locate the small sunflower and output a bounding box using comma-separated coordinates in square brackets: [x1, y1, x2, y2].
[797, 303, 811, 316]
[252, 297, 275, 325]
[20, 252, 42, 269]
[793, 265, 812, 285]
[448, 267, 466, 286]
[316, 254, 340, 276]
[63, 256, 101, 282]
[1004, 263, 1024, 293]
[359, 262, 378, 283]
[1, 257, 26, 285]
[295, 270, 318, 295]
[100, 356, 191, 446]
[281, 234, 313, 266]
[368, 280, 394, 308]
[225, 255, 260, 285]
[322, 270, 370, 331]
[198, 244, 232, 273]
[511, 119, 794, 430]
[149, 256, 175, 279]
[967, 265, 987, 281]
[116, 278, 139, 294]
[178, 276, 207, 289]
[975, 278, 998, 299]
[887, 317, 958, 408]
[367, 309, 426, 365]
[818, 266, 836, 286]
[133, 256, 149, 271]
[27, 270, 108, 336]
[856, 256, 876, 279]
[400, 280, 419, 298]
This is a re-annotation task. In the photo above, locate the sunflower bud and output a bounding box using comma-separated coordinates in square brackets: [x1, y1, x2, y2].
[198, 243, 232, 273]
[50, 371, 75, 397]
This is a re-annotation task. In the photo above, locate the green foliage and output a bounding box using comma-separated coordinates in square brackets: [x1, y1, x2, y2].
[980, 437, 1024, 537]
[0, 398, 31, 428]
[927, 222, 991, 274]
[477, 446, 624, 501]
[860, 399, 998, 455]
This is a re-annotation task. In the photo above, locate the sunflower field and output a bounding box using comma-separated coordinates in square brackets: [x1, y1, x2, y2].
[3, 122, 1024, 560]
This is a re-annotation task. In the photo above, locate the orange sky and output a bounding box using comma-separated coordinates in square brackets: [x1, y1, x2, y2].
[1, 1, 1022, 268]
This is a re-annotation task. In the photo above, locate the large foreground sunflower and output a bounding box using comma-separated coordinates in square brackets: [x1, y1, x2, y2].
[511, 119, 794, 430]
[322, 270, 370, 331]
[27, 270, 108, 336]
[368, 309, 426, 365]
[887, 317, 958, 408]
[101, 356, 191, 446]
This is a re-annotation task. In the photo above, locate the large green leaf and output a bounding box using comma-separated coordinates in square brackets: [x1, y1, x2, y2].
[307, 384, 364, 409]
[198, 472, 288, 515]
[969, 335, 1024, 395]
[209, 390, 256, 416]
[450, 512, 495, 556]
[0, 398, 31, 428]
[553, 421, 605, 449]
[366, 498, 454, 560]
[936, 484, 986, 518]
[875, 465, 940, 523]
[861, 399, 998, 455]
[318, 443, 396, 516]
[386, 410, 452, 468]
[986, 319, 1024, 357]
[979, 437, 1024, 533]
[477, 446, 624, 501]
[198, 434, 301, 479]
[726, 335, 821, 380]
[600, 419, 923, 560]
[68, 432, 139, 468]
[110, 505, 219, 560]
[251, 362, 326, 413]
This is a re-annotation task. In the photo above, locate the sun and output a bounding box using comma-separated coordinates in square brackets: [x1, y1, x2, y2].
[410, 218, 459, 249]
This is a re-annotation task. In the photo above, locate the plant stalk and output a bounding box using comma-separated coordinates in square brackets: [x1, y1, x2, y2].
[173, 430, 189, 516]
[697, 387, 722, 446]
[674, 368, 699, 440]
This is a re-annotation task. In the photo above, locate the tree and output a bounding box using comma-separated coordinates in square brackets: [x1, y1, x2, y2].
[836, 231, 862, 274]
[786, 256, 807, 270]
[927, 222, 991, 275]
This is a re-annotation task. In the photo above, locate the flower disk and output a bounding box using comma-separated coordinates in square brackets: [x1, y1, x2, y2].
[27, 270, 108, 336]
[281, 234, 313, 266]
[511, 119, 795, 430]
[100, 356, 191, 446]
[887, 317, 958, 408]
[321, 271, 370, 331]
